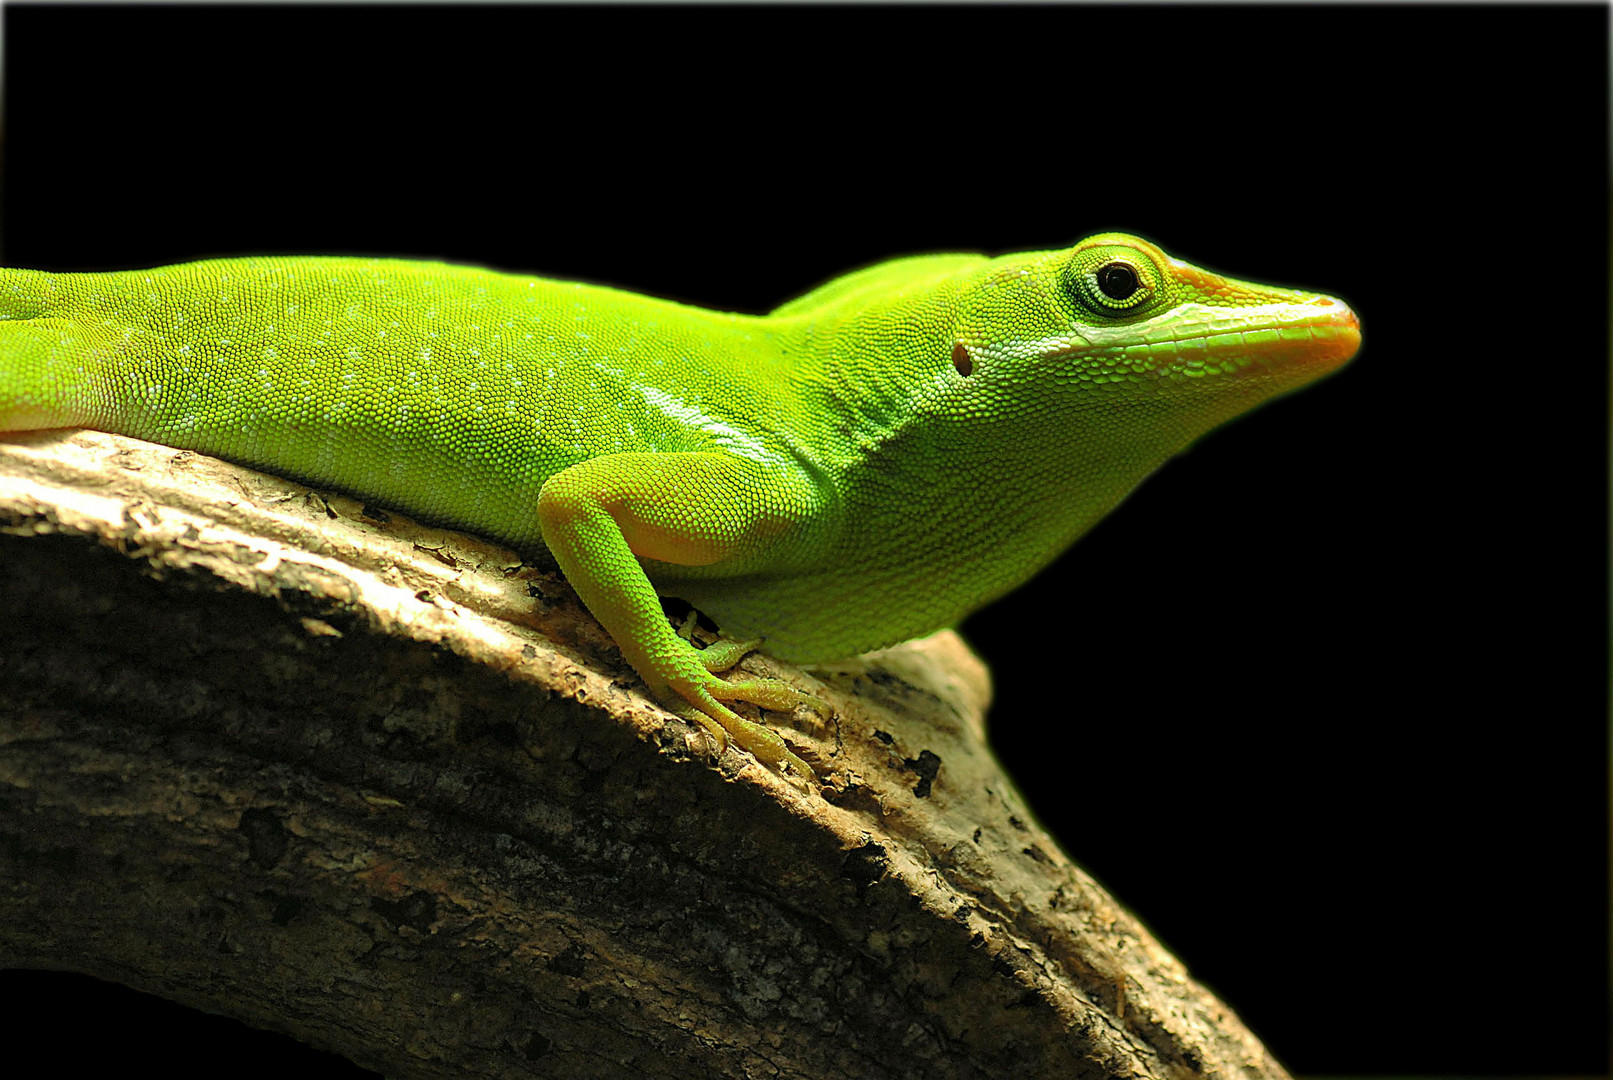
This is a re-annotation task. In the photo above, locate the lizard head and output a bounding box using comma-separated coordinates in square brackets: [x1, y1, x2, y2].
[946, 232, 1360, 455]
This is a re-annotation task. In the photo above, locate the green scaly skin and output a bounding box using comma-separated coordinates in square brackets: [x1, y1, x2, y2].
[0, 234, 1360, 782]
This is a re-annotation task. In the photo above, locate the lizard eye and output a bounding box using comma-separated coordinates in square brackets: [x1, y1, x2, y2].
[1065, 244, 1160, 319]
[1097, 262, 1141, 301]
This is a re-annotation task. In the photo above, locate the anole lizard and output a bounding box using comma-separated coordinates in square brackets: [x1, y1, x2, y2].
[0, 234, 1359, 781]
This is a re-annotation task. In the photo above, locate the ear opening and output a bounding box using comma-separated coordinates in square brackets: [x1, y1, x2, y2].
[951, 342, 973, 378]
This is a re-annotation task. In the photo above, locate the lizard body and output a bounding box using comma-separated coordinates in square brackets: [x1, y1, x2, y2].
[0, 235, 1360, 778]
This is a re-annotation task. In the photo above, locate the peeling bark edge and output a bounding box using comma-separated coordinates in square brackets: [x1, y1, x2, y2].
[0, 429, 1289, 1080]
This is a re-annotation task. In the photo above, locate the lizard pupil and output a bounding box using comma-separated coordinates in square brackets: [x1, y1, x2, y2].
[1097, 263, 1140, 301]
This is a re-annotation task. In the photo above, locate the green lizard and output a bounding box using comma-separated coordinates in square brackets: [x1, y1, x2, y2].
[0, 235, 1359, 781]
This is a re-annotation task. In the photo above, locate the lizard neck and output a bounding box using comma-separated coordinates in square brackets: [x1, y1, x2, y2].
[765, 277, 972, 469]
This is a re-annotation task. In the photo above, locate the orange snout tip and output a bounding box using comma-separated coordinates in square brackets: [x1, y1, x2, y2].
[1304, 294, 1362, 372]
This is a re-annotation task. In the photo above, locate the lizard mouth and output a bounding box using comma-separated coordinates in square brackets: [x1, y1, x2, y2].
[1190, 295, 1361, 380]
[1029, 295, 1361, 383]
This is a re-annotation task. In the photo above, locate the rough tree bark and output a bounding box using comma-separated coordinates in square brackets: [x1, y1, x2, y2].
[0, 428, 1287, 1080]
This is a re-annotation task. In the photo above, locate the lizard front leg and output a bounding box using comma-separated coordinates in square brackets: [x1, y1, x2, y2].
[536, 451, 825, 783]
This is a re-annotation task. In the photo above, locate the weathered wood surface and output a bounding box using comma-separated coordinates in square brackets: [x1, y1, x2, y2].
[0, 428, 1286, 1080]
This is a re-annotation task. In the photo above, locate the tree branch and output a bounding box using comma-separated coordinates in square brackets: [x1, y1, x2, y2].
[0, 428, 1287, 1079]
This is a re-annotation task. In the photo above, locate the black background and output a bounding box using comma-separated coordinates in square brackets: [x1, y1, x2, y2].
[1, 5, 1606, 1077]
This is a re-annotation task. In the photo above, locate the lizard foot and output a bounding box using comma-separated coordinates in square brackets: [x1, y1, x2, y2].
[668, 610, 824, 785]
[673, 675, 819, 789]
